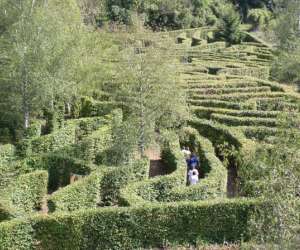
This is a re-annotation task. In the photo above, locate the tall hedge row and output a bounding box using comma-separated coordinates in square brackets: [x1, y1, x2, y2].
[0, 144, 15, 165]
[0, 199, 261, 250]
[41, 154, 95, 191]
[120, 131, 186, 206]
[2, 171, 48, 216]
[48, 171, 103, 213]
[101, 158, 150, 206]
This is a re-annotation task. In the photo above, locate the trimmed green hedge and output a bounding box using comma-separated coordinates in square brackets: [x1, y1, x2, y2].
[189, 118, 256, 161]
[211, 113, 278, 128]
[16, 123, 76, 157]
[0, 199, 262, 249]
[120, 131, 186, 206]
[190, 91, 288, 102]
[0, 201, 14, 222]
[241, 126, 278, 141]
[101, 158, 150, 206]
[23, 120, 44, 139]
[41, 154, 95, 191]
[192, 106, 280, 120]
[0, 144, 15, 165]
[48, 171, 103, 213]
[0, 219, 34, 250]
[80, 96, 117, 118]
[190, 99, 247, 110]
[74, 125, 112, 163]
[189, 86, 271, 96]
[2, 171, 48, 216]
[17, 116, 111, 157]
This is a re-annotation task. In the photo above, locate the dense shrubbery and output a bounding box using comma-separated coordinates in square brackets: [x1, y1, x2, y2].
[0, 199, 261, 249]
[48, 171, 103, 212]
[100, 158, 149, 206]
[120, 131, 186, 206]
[1, 171, 48, 216]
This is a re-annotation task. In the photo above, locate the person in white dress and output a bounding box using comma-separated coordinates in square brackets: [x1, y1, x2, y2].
[188, 166, 199, 185]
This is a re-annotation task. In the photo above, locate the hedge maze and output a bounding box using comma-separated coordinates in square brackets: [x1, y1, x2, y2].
[0, 28, 300, 249]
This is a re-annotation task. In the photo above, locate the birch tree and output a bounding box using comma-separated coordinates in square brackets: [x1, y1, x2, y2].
[0, 0, 100, 129]
[112, 42, 188, 156]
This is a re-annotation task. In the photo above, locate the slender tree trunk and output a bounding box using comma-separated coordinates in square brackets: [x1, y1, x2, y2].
[138, 81, 145, 157]
[22, 80, 30, 129]
[21, 64, 30, 129]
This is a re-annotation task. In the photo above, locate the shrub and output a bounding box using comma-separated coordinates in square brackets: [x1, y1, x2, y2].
[0, 199, 263, 249]
[190, 99, 245, 110]
[80, 96, 117, 118]
[42, 154, 95, 192]
[101, 158, 149, 206]
[74, 125, 112, 163]
[0, 200, 14, 222]
[48, 171, 103, 212]
[0, 219, 34, 250]
[193, 106, 280, 120]
[218, 67, 270, 80]
[247, 8, 272, 29]
[120, 131, 186, 206]
[30, 124, 76, 154]
[23, 120, 44, 139]
[189, 118, 256, 160]
[0, 144, 15, 165]
[189, 86, 271, 96]
[211, 113, 278, 127]
[2, 171, 48, 216]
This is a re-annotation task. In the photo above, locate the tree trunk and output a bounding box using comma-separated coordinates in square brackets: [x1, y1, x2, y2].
[24, 110, 30, 129]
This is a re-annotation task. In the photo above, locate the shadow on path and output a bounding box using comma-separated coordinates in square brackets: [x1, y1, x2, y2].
[145, 147, 170, 178]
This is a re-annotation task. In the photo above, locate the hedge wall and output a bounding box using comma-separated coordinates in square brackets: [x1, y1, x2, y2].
[0, 199, 261, 249]
[190, 99, 246, 110]
[48, 171, 103, 213]
[0, 144, 15, 165]
[17, 116, 111, 157]
[101, 158, 150, 206]
[211, 113, 278, 128]
[120, 131, 186, 206]
[192, 106, 280, 120]
[23, 120, 44, 139]
[80, 96, 117, 118]
[2, 171, 48, 216]
[41, 154, 95, 191]
[74, 125, 112, 163]
[189, 86, 271, 96]
[0, 201, 14, 222]
[168, 127, 227, 201]
[0, 219, 34, 250]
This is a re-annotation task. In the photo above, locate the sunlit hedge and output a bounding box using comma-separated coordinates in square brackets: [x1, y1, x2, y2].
[0, 199, 262, 249]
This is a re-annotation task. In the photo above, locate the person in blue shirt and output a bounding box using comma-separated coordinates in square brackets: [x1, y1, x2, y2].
[188, 152, 199, 170]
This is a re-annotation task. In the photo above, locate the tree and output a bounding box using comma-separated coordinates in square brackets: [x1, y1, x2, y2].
[0, 0, 114, 131]
[0, 0, 82, 129]
[271, 0, 300, 88]
[111, 40, 188, 157]
[216, 4, 244, 44]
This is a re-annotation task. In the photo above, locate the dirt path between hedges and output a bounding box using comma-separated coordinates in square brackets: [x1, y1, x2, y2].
[145, 146, 170, 178]
[40, 195, 49, 215]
